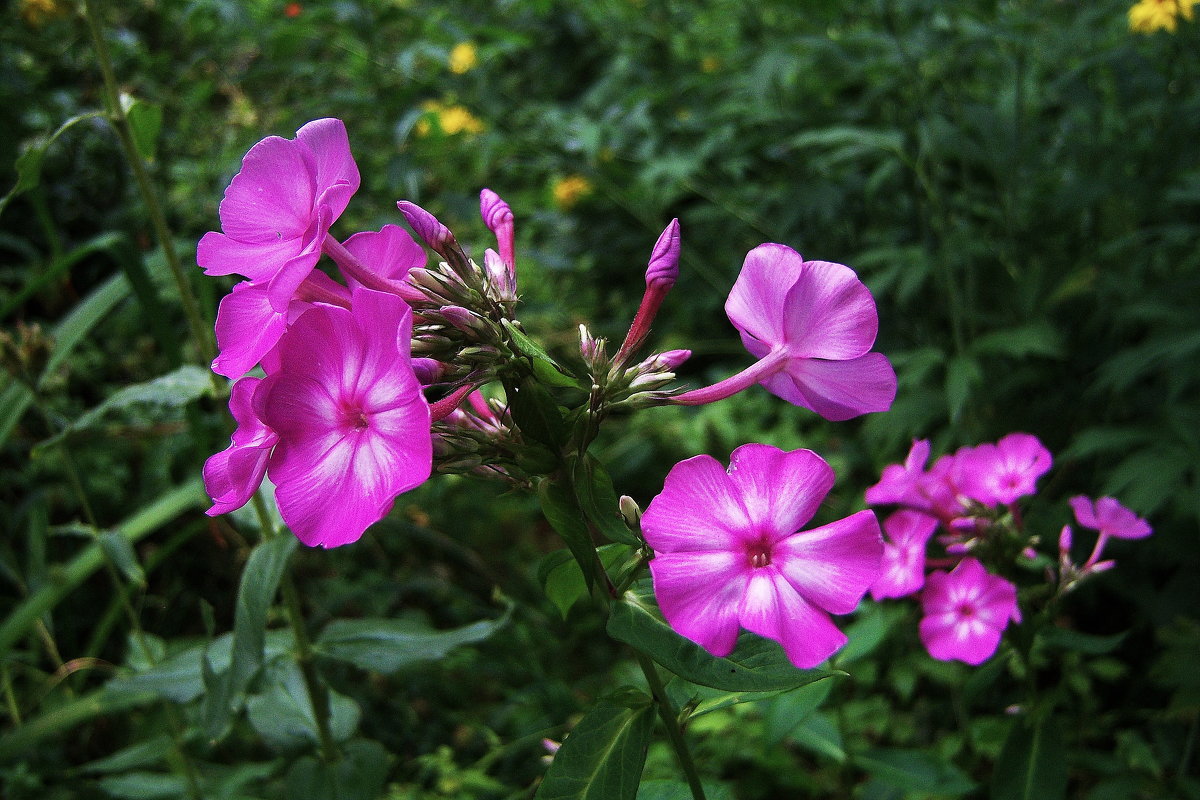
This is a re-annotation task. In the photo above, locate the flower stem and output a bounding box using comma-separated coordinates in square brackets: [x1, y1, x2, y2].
[81, 0, 218, 378]
[250, 492, 341, 763]
[633, 650, 708, 800]
[671, 348, 789, 406]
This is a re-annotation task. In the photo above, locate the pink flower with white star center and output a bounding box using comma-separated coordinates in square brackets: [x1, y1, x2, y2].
[919, 558, 1021, 665]
[640, 444, 883, 669]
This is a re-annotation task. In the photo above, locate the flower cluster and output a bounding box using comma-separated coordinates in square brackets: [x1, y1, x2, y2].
[865, 434, 1153, 664]
[1128, 0, 1196, 33]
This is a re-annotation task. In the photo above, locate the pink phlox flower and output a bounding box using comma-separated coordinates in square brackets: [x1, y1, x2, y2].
[918, 452, 974, 523]
[722, 244, 897, 421]
[865, 439, 931, 507]
[640, 444, 883, 669]
[254, 287, 432, 547]
[203, 377, 278, 515]
[197, 118, 359, 311]
[1069, 496, 1152, 540]
[870, 510, 937, 600]
[919, 558, 1021, 665]
[957, 433, 1052, 507]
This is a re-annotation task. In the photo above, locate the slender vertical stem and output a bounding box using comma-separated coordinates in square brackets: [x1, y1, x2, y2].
[80, 0, 219, 373]
[633, 651, 707, 800]
[250, 492, 341, 763]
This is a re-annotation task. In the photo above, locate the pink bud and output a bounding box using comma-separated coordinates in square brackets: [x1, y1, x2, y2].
[645, 218, 681, 289]
[480, 188, 513, 233]
[648, 348, 691, 371]
[1058, 524, 1072, 554]
[397, 201, 453, 251]
[484, 248, 515, 298]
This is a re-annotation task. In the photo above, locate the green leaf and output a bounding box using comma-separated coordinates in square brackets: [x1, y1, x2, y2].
[763, 679, 834, 744]
[95, 772, 188, 800]
[505, 375, 568, 448]
[33, 365, 215, 454]
[540, 545, 630, 619]
[636, 779, 736, 800]
[991, 717, 1068, 800]
[607, 583, 839, 692]
[665, 677, 788, 720]
[0, 231, 128, 322]
[124, 98, 163, 162]
[833, 602, 902, 666]
[78, 736, 174, 774]
[855, 748, 976, 795]
[284, 738, 392, 800]
[0, 272, 131, 446]
[573, 455, 641, 545]
[972, 323, 1065, 359]
[99, 530, 146, 588]
[786, 711, 846, 763]
[316, 607, 510, 673]
[0, 112, 105, 219]
[1040, 628, 1127, 655]
[246, 660, 361, 751]
[502, 320, 581, 388]
[0, 685, 158, 760]
[539, 478, 599, 593]
[945, 355, 982, 425]
[536, 691, 656, 800]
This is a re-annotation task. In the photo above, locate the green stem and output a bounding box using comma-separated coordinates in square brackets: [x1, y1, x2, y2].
[1, 664, 21, 725]
[633, 651, 707, 800]
[250, 492, 341, 763]
[80, 0, 219, 375]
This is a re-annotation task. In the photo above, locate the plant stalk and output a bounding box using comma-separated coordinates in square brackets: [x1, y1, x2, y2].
[633, 650, 707, 800]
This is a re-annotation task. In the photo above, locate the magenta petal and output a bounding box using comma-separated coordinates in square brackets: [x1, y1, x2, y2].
[724, 444, 833, 541]
[197, 231, 305, 281]
[781, 260, 879, 359]
[1095, 497, 1153, 539]
[774, 509, 883, 614]
[724, 243, 797, 350]
[649, 551, 747, 657]
[212, 283, 289, 378]
[919, 606, 1002, 666]
[641, 455, 751, 553]
[1069, 496, 1099, 528]
[737, 569, 848, 668]
[342, 224, 427, 286]
[218, 135, 316, 242]
[295, 118, 359, 219]
[770, 352, 897, 421]
[204, 445, 271, 516]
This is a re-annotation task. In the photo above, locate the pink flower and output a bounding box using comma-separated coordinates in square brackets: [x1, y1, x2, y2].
[203, 377, 278, 515]
[197, 118, 359, 311]
[674, 244, 896, 421]
[865, 439, 931, 507]
[919, 558, 1020, 665]
[1069, 496, 1152, 541]
[641, 444, 883, 669]
[870, 510, 937, 600]
[211, 287, 433, 547]
[956, 433, 1052, 506]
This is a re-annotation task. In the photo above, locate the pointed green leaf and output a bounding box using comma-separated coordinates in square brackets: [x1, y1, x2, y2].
[536, 692, 656, 800]
[991, 717, 1068, 800]
[503, 319, 582, 388]
[539, 478, 598, 593]
[316, 606, 510, 673]
[99, 530, 146, 588]
[0, 112, 105, 219]
[573, 455, 641, 545]
[285, 738, 392, 800]
[607, 583, 839, 692]
[124, 98, 163, 162]
[540, 545, 631, 619]
[246, 660, 361, 751]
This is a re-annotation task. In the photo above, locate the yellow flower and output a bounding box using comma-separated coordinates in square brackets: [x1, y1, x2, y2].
[20, 0, 67, 26]
[449, 42, 478, 75]
[551, 175, 592, 209]
[1128, 0, 1197, 33]
[415, 101, 485, 137]
[700, 56, 720, 74]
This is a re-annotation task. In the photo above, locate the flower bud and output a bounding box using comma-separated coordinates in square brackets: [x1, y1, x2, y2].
[619, 495, 642, 530]
[397, 201, 453, 250]
[645, 218, 680, 289]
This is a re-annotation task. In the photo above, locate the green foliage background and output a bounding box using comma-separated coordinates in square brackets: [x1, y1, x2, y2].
[1, 0, 1197, 798]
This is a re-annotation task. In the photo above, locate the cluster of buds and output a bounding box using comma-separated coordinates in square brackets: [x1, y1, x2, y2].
[865, 434, 1153, 664]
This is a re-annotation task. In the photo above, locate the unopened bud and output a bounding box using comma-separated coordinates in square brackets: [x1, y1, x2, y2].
[411, 357, 446, 385]
[645, 348, 691, 372]
[645, 218, 680, 289]
[619, 495, 642, 530]
[439, 305, 488, 335]
[397, 201, 452, 250]
[483, 248, 516, 299]
[1058, 524, 1072, 554]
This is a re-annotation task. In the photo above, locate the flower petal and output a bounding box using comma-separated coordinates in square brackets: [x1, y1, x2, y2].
[212, 283, 289, 378]
[781, 260, 878, 359]
[218, 134, 316, 243]
[724, 243, 798, 351]
[769, 352, 897, 421]
[196, 231, 305, 281]
[641, 454, 752, 553]
[773, 509, 882, 614]
[649, 550, 747, 657]
[737, 568, 848, 668]
[295, 118, 360, 220]
[343, 224, 427, 287]
[724, 444, 833, 541]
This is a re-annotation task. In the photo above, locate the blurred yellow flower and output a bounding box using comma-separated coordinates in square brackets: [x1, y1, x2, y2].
[700, 56, 720, 73]
[449, 42, 478, 74]
[1128, 0, 1197, 32]
[552, 175, 592, 209]
[20, 0, 67, 26]
[416, 101, 485, 137]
